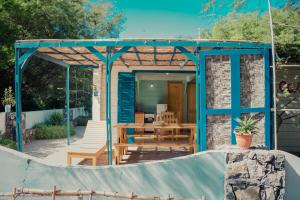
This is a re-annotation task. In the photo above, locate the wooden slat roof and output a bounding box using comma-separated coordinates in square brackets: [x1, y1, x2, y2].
[16, 38, 271, 68]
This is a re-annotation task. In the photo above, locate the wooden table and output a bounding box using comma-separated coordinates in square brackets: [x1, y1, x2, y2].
[113, 123, 196, 164]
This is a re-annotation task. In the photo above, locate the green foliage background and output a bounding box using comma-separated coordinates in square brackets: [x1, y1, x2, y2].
[201, 3, 300, 62]
[0, 0, 124, 112]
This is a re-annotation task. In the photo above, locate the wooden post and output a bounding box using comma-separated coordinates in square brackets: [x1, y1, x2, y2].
[12, 187, 16, 200]
[52, 186, 56, 200]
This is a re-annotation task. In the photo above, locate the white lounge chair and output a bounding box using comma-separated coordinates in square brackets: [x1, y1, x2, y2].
[67, 120, 107, 166]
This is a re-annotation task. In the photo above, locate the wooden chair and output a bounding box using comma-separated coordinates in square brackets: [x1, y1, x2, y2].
[67, 120, 107, 166]
[155, 112, 179, 141]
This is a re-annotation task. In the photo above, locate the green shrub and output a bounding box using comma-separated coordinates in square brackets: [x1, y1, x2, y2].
[0, 138, 17, 150]
[34, 123, 75, 140]
[47, 112, 64, 126]
[74, 116, 90, 126]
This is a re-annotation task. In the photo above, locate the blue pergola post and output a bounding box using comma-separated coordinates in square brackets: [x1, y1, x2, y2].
[14, 48, 23, 151]
[66, 65, 71, 145]
[14, 47, 37, 151]
[106, 47, 113, 165]
[195, 48, 200, 152]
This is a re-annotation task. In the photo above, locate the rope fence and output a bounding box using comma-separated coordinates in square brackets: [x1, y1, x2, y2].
[0, 186, 206, 200]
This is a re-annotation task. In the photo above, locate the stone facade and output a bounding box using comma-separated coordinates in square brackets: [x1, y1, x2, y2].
[206, 55, 231, 109]
[240, 54, 265, 108]
[225, 150, 285, 200]
[205, 54, 266, 149]
[206, 115, 231, 150]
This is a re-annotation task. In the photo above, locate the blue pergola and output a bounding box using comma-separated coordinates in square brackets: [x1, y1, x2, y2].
[14, 39, 272, 165]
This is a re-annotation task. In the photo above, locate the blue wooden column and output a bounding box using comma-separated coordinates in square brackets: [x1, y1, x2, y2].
[14, 48, 23, 151]
[14, 47, 37, 151]
[106, 47, 113, 165]
[66, 65, 70, 145]
[195, 48, 201, 152]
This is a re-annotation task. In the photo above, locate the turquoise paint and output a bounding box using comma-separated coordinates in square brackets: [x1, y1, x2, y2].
[15, 40, 271, 49]
[118, 72, 135, 143]
[0, 147, 226, 199]
[66, 65, 70, 145]
[200, 49, 271, 150]
[264, 49, 271, 149]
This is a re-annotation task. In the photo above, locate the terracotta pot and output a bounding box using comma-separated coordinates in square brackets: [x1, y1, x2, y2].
[235, 133, 253, 149]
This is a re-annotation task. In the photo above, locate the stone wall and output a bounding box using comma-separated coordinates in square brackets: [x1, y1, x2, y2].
[206, 55, 231, 109]
[240, 54, 265, 108]
[205, 54, 266, 149]
[225, 150, 285, 200]
[207, 115, 231, 150]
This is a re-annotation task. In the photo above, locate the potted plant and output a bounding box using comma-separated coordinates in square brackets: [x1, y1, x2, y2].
[1, 87, 16, 113]
[234, 116, 258, 149]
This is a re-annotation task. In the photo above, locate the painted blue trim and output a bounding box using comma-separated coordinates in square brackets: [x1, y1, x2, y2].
[195, 49, 200, 152]
[198, 49, 265, 56]
[200, 49, 271, 150]
[105, 47, 112, 165]
[34, 52, 69, 67]
[72, 65, 98, 69]
[176, 46, 198, 63]
[206, 109, 232, 115]
[133, 70, 195, 74]
[169, 47, 176, 65]
[118, 72, 136, 144]
[240, 107, 265, 113]
[199, 52, 206, 151]
[154, 46, 157, 64]
[110, 46, 131, 63]
[86, 47, 107, 63]
[264, 49, 271, 149]
[133, 47, 142, 65]
[14, 48, 23, 152]
[66, 65, 70, 145]
[15, 40, 271, 49]
[230, 53, 240, 144]
[18, 48, 37, 66]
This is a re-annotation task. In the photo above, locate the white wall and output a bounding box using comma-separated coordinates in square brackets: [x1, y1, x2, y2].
[0, 113, 5, 134]
[0, 107, 86, 133]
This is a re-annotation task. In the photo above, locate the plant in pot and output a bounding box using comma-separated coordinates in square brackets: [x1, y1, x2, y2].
[234, 116, 258, 149]
[1, 87, 16, 113]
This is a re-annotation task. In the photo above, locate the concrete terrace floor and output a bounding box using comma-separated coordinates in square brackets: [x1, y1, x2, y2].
[23, 126, 192, 166]
[23, 126, 86, 165]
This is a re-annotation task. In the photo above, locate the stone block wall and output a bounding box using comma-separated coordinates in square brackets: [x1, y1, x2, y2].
[206, 55, 231, 109]
[205, 54, 266, 149]
[225, 150, 285, 200]
[207, 115, 231, 150]
[240, 54, 265, 108]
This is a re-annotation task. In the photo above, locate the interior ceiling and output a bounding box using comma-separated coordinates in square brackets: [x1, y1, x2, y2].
[136, 73, 195, 81]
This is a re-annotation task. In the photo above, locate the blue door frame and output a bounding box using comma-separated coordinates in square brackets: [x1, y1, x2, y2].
[197, 49, 271, 151]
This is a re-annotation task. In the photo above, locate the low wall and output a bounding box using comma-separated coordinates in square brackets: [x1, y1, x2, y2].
[0, 107, 86, 133]
[0, 147, 299, 199]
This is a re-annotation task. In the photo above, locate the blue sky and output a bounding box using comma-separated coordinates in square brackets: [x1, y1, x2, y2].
[106, 0, 295, 38]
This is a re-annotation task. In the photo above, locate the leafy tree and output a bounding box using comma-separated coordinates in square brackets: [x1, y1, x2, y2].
[0, 0, 124, 111]
[201, 4, 300, 62]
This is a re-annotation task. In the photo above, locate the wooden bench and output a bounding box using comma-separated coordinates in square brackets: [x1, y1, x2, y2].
[114, 143, 193, 165]
[67, 145, 106, 166]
